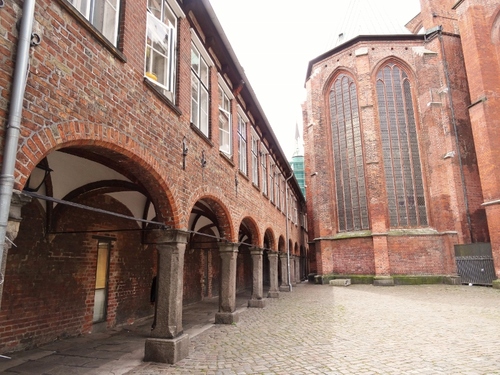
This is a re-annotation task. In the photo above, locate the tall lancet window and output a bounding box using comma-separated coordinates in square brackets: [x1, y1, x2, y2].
[329, 74, 369, 232]
[376, 63, 427, 227]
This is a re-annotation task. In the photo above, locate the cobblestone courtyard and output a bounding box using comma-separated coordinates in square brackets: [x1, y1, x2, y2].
[133, 283, 500, 375]
[2, 282, 499, 374]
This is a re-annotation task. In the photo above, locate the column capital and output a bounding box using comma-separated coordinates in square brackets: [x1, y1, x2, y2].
[146, 229, 188, 245]
[218, 242, 239, 253]
[267, 251, 278, 258]
[250, 247, 264, 256]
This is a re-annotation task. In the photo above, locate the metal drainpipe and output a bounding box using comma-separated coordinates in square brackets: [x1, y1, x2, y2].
[285, 172, 294, 292]
[0, 0, 36, 284]
[437, 29, 473, 242]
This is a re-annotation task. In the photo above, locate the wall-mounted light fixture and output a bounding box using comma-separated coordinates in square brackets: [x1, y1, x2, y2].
[182, 136, 188, 170]
[201, 151, 207, 168]
[25, 162, 52, 192]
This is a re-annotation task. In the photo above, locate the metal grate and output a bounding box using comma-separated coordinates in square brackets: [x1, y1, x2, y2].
[455, 243, 496, 285]
[456, 257, 496, 286]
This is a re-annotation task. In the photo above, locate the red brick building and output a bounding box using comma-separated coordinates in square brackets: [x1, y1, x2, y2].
[0, 0, 307, 362]
[303, 0, 499, 288]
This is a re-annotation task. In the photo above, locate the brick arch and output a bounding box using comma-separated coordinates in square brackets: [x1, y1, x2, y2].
[189, 194, 235, 242]
[263, 228, 276, 251]
[278, 235, 286, 252]
[490, 6, 500, 45]
[238, 216, 261, 246]
[371, 56, 417, 83]
[322, 67, 358, 97]
[16, 122, 179, 226]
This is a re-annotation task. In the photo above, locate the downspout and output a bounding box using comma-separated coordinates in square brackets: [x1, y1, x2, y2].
[437, 28, 473, 242]
[0, 0, 36, 284]
[285, 172, 293, 292]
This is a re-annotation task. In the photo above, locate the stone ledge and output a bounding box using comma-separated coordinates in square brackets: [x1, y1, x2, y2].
[373, 276, 395, 286]
[329, 279, 351, 287]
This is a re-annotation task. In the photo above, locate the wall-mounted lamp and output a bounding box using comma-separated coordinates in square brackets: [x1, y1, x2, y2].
[235, 171, 239, 196]
[25, 162, 52, 192]
[201, 151, 207, 168]
[182, 136, 188, 170]
[443, 151, 455, 159]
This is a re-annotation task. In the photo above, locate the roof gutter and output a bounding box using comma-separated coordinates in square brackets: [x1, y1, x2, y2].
[0, 0, 36, 285]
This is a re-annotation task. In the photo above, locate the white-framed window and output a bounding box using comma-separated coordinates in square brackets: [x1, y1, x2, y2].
[191, 32, 212, 137]
[292, 197, 299, 224]
[218, 77, 234, 155]
[269, 163, 275, 203]
[261, 145, 268, 196]
[280, 177, 285, 212]
[237, 110, 248, 174]
[276, 172, 281, 209]
[69, 0, 121, 45]
[145, 0, 184, 101]
[251, 130, 259, 185]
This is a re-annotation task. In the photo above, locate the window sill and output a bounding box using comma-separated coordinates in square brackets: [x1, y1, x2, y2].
[238, 170, 249, 181]
[144, 79, 182, 116]
[190, 124, 213, 147]
[219, 152, 234, 167]
[57, 0, 127, 63]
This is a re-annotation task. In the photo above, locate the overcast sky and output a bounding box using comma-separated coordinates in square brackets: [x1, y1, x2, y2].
[209, 0, 422, 159]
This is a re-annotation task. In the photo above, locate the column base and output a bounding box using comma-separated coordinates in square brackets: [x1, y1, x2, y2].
[215, 311, 239, 324]
[492, 279, 500, 290]
[144, 334, 189, 364]
[267, 290, 279, 298]
[248, 299, 266, 308]
[373, 276, 395, 286]
[279, 285, 290, 292]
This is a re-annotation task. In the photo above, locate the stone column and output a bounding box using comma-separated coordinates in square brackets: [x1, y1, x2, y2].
[215, 242, 239, 324]
[267, 252, 279, 298]
[248, 247, 266, 308]
[295, 256, 301, 283]
[145, 229, 189, 364]
[279, 253, 290, 292]
[290, 255, 296, 286]
[0, 190, 31, 309]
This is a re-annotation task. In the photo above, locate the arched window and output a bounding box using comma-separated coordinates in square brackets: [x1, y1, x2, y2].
[376, 63, 427, 227]
[329, 74, 369, 231]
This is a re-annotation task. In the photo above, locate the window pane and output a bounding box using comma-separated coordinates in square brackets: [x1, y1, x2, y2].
[376, 64, 427, 227]
[191, 72, 199, 125]
[200, 88, 209, 136]
[330, 74, 369, 232]
[148, 0, 162, 19]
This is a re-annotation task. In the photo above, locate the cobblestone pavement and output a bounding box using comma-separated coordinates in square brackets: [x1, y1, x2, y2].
[132, 283, 500, 375]
[1, 283, 499, 374]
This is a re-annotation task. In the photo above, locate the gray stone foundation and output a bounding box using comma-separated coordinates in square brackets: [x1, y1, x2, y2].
[144, 334, 190, 364]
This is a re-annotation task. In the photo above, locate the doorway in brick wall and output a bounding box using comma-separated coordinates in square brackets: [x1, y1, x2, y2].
[93, 240, 111, 324]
